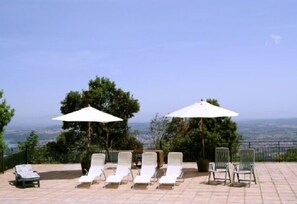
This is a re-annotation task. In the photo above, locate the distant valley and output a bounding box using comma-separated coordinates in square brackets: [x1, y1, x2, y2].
[236, 118, 297, 141]
[4, 118, 297, 148]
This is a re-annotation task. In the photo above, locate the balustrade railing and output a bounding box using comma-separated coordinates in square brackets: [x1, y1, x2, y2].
[232, 141, 297, 162]
[0, 150, 27, 173]
[1, 141, 297, 173]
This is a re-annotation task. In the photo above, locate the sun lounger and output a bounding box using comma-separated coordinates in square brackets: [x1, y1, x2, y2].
[78, 153, 106, 185]
[158, 152, 183, 188]
[15, 164, 40, 188]
[104, 152, 133, 187]
[132, 152, 157, 188]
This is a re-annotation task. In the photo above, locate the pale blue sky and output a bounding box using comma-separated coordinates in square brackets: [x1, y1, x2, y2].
[1, 0, 297, 127]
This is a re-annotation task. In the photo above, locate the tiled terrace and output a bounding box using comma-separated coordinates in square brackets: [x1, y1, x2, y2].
[0, 162, 297, 204]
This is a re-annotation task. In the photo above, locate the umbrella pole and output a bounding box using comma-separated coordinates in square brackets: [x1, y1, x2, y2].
[87, 121, 91, 149]
[200, 118, 205, 159]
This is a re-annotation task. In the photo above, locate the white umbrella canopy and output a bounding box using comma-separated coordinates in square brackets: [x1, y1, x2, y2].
[52, 106, 123, 123]
[52, 105, 123, 148]
[166, 100, 239, 160]
[166, 100, 239, 118]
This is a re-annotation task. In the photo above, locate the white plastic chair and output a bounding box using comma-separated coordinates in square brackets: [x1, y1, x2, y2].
[232, 149, 257, 187]
[78, 153, 106, 185]
[132, 152, 157, 188]
[158, 152, 183, 188]
[104, 152, 133, 187]
[208, 147, 231, 185]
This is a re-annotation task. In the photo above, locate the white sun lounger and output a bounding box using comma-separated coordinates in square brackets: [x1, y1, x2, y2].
[78, 153, 106, 185]
[133, 152, 157, 188]
[158, 152, 183, 188]
[104, 152, 133, 186]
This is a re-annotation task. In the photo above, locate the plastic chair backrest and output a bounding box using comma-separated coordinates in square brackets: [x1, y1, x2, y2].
[239, 149, 255, 171]
[215, 147, 229, 169]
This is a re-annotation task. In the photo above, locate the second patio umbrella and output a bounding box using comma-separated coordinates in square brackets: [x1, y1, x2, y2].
[166, 100, 239, 159]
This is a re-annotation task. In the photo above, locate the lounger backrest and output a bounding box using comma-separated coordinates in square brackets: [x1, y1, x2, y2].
[239, 149, 255, 171]
[168, 152, 183, 166]
[140, 166, 156, 177]
[91, 153, 105, 167]
[87, 153, 105, 175]
[140, 152, 157, 177]
[166, 152, 183, 176]
[141, 152, 157, 167]
[215, 147, 229, 169]
[15, 164, 40, 179]
[16, 164, 32, 173]
[115, 152, 132, 176]
[117, 152, 132, 166]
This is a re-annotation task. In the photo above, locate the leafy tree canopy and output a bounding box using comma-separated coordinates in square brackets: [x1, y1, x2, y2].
[149, 113, 170, 149]
[18, 130, 39, 163]
[59, 77, 140, 160]
[0, 90, 15, 151]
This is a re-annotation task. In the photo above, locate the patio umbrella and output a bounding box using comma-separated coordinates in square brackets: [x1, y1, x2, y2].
[52, 105, 123, 148]
[166, 100, 239, 159]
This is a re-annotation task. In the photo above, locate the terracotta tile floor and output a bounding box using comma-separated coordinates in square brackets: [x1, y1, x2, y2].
[1, 162, 297, 203]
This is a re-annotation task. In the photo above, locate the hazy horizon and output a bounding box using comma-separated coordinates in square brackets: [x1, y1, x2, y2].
[6, 116, 297, 130]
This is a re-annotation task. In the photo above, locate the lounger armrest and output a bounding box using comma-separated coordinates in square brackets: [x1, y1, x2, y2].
[162, 168, 166, 176]
[136, 168, 141, 175]
[153, 169, 157, 178]
[180, 169, 184, 179]
[101, 169, 106, 180]
[129, 168, 134, 180]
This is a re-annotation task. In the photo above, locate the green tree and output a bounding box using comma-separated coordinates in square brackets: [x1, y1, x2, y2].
[149, 113, 170, 151]
[18, 130, 39, 163]
[284, 148, 297, 161]
[113, 128, 143, 150]
[165, 98, 241, 162]
[59, 77, 140, 161]
[166, 118, 201, 161]
[45, 130, 86, 163]
[0, 90, 15, 151]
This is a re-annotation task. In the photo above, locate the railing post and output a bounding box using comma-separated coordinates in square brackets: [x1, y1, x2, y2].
[249, 142, 251, 148]
[230, 145, 232, 163]
[277, 141, 281, 162]
[0, 150, 3, 173]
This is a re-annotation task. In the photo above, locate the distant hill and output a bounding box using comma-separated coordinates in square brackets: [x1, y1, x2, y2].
[236, 118, 297, 141]
[4, 125, 62, 148]
[4, 118, 297, 148]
